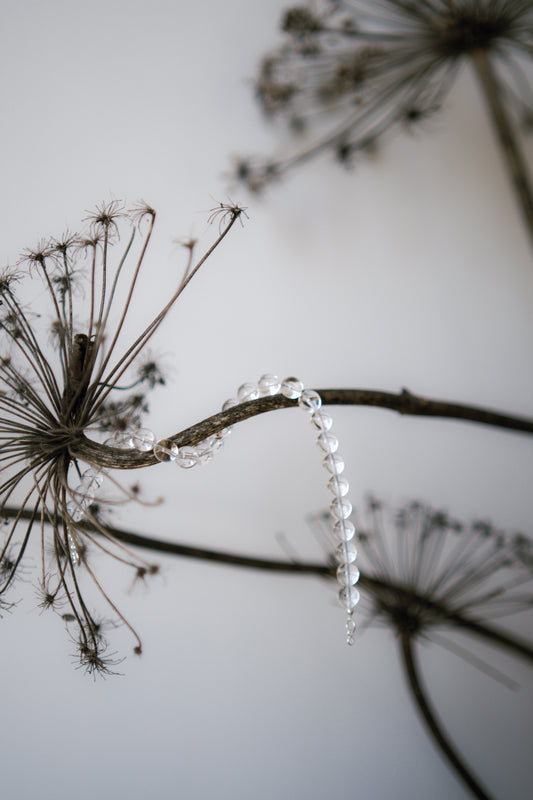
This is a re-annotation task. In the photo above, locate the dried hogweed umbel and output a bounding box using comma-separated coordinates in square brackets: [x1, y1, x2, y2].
[237, 0, 533, 189]
[0, 200, 243, 674]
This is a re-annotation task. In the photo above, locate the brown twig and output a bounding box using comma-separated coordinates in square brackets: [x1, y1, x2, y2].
[400, 632, 496, 800]
[73, 387, 533, 470]
[4, 505, 532, 666]
[471, 49, 533, 249]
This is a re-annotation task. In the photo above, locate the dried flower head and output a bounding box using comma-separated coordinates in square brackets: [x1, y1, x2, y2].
[237, 0, 533, 189]
[0, 200, 242, 671]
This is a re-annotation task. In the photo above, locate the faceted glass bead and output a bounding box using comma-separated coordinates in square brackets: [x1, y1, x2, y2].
[327, 475, 349, 497]
[153, 441, 179, 462]
[237, 382, 259, 402]
[175, 446, 199, 469]
[298, 390, 322, 413]
[258, 373, 281, 396]
[310, 412, 333, 431]
[332, 519, 356, 543]
[67, 532, 80, 566]
[131, 427, 156, 452]
[334, 541, 357, 564]
[66, 502, 84, 523]
[339, 586, 360, 610]
[81, 469, 104, 490]
[280, 377, 304, 399]
[322, 454, 345, 475]
[316, 432, 338, 454]
[330, 498, 352, 520]
[336, 563, 360, 586]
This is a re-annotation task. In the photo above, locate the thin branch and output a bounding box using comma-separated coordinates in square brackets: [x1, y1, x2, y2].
[400, 632, 496, 800]
[471, 50, 533, 249]
[73, 387, 533, 470]
[3, 505, 532, 665]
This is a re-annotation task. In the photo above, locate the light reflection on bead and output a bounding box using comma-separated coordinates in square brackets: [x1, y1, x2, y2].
[330, 498, 353, 520]
[175, 446, 199, 469]
[310, 411, 333, 431]
[258, 373, 281, 396]
[332, 519, 356, 543]
[322, 454, 345, 474]
[280, 377, 304, 399]
[298, 390, 322, 412]
[237, 382, 259, 402]
[339, 586, 360, 610]
[336, 563, 360, 586]
[335, 541, 357, 564]
[316, 432, 339, 454]
[327, 475, 349, 496]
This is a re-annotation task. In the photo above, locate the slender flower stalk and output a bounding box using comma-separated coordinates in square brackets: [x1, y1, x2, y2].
[0, 200, 244, 674]
[311, 497, 533, 799]
[237, 1, 533, 244]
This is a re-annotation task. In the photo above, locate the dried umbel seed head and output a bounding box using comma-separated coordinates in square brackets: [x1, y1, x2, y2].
[0, 198, 244, 673]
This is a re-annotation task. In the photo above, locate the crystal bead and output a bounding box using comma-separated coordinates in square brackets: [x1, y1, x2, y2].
[237, 382, 259, 402]
[327, 475, 349, 497]
[105, 431, 135, 449]
[175, 446, 199, 469]
[346, 614, 356, 646]
[310, 411, 333, 431]
[67, 532, 80, 566]
[336, 563, 360, 586]
[298, 390, 322, 413]
[222, 398, 238, 411]
[74, 485, 94, 505]
[322, 454, 345, 475]
[258, 373, 281, 396]
[66, 502, 83, 523]
[330, 498, 352, 520]
[332, 519, 356, 543]
[339, 586, 360, 610]
[81, 469, 104, 490]
[334, 541, 357, 564]
[131, 427, 156, 452]
[316, 432, 338, 454]
[280, 377, 304, 399]
[153, 440, 179, 462]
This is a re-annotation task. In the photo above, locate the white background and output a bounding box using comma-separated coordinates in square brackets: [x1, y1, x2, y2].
[1, 2, 532, 799]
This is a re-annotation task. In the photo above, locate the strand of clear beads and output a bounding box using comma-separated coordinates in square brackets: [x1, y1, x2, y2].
[118, 373, 359, 642]
[65, 468, 105, 565]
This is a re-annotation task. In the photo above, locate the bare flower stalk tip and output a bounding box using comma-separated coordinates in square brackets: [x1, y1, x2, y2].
[236, 1, 533, 242]
[0, 199, 244, 673]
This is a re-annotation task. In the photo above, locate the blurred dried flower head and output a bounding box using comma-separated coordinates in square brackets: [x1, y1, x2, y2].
[312, 496, 533, 648]
[0, 200, 242, 674]
[236, 0, 533, 189]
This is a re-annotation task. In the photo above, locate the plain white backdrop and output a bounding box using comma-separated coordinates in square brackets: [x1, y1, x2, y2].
[1, 2, 532, 798]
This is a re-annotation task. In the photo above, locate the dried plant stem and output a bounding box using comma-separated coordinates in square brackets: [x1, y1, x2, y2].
[74, 387, 533, 470]
[400, 633, 496, 800]
[471, 49, 533, 249]
[4, 505, 533, 666]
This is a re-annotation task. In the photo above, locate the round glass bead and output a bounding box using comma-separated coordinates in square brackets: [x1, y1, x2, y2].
[280, 377, 304, 399]
[310, 412, 333, 431]
[327, 475, 349, 497]
[322, 454, 345, 475]
[332, 519, 356, 543]
[258, 373, 281, 396]
[336, 563, 360, 586]
[175, 446, 199, 469]
[105, 431, 135, 449]
[330, 498, 353, 520]
[81, 469, 104, 490]
[316, 432, 338, 454]
[334, 541, 358, 564]
[339, 586, 360, 610]
[237, 382, 259, 402]
[153, 441, 179, 462]
[131, 427, 156, 452]
[222, 398, 238, 412]
[298, 390, 322, 413]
